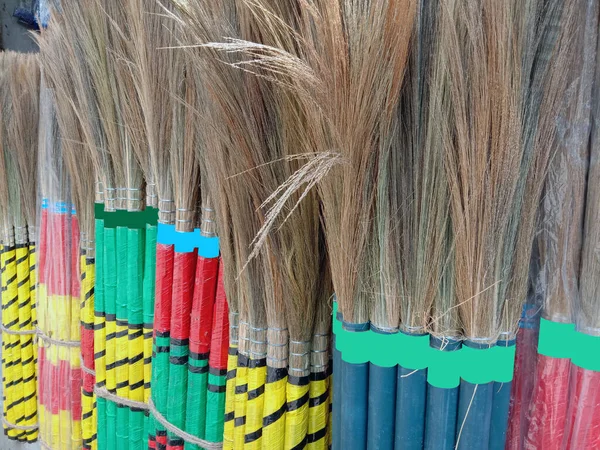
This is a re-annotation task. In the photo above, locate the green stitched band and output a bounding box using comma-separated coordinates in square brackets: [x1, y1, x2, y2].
[427, 347, 462, 389]
[333, 302, 516, 386]
[536, 318, 600, 372]
[333, 302, 429, 369]
[459, 345, 516, 385]
[572, 332, 600, 371]
[95, 203, 158, 229]
[538, 318, 575, 359]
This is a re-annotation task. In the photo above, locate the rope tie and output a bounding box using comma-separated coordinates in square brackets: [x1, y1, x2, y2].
[93, 386, 223, 449]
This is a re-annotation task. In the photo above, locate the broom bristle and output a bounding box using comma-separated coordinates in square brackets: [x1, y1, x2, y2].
[37, 22, 96, 243]
[136, 0, 177, 219]
[501, 0, 590, 336]
[170, 47, 200, 232]
[533, 0, 598, 325]
[105, 0, 147, 212]
[6, 53, 40, 235]
[579, 27, 600, 334]
[0, 53, 13, 237]
[442, 0, 525, 343]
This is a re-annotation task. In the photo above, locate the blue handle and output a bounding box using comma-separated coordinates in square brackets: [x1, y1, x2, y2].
[395, 366, 427, 450]
[424, 336, 461, 450]
[424, 385, 459, 450]
[367, 364, 397, 450]
[333, 339, 342, 450]
[456, 380, 493, 450]
[489, 380, 512, 449]
[341, 360, 369, 450]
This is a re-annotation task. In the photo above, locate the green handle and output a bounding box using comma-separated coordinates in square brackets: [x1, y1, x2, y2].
[184, 356, 209, 450]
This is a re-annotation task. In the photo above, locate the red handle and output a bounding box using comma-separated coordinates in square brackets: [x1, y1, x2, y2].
[169, 251, 198, 341]
[189, 255, 219, 355]
[524, 354, 571, 449]
[506, 326, 539, 450]
[154, 244, 175, 335]
[209, 259, 229, 370]
[563, 364, 600, 448]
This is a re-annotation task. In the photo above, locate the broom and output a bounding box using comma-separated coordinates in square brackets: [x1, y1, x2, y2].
[492, 1, 574, 447]
[39, 5, 116, 448]
[164, 47, 201, 450]
[504, 1, 564, 447]
[308, 247, 333, 450]
[304, 3, 414, 448]
[5, 51, 41, 445]
[41, 46, 96, 448]
[399, 5, 462, 447]
[38, 24, 100, 448]
[381, 2, 452, 448]
[439, 2, 532, 449]
[525, 1, 599, 448]
[123, 2, 162, 444]
[567, 24, 600, 447]
[185, 180, 218, 450]
[228, 4, 328, 448]
[0, 54, 22, 443]
[143, 4, 177, 445]
[36, 77, 83, 449]
[103, 2, 153, 445]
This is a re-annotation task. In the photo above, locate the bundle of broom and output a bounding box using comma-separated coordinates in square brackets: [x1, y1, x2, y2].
[525, 1, 599, 448]
[171, 2, 337, 449]
[504, 1, 566, 446]
[35, 76, 83, 450]
[569, 27, 600, 447]
[37, 11, 103, 448]
[0, 50, 40, 444]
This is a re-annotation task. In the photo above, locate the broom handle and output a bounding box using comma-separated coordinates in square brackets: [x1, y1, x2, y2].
[128, 227, 145, 449]
[395, 365, 427, 449]
[104, 226, 118, 450]
[564, 363, 600, 448]
[524, 318, 573, 449]
[80, 248, 92, 450]
[82, 255, 97, 450]
[71, 214, 83, 449]
[332, 338, 341, 450]
[144, 223, 157, 449]
[307, 366, 330, 449]
[524, 355, 570, 449]
[28, 240, 36, 330]
[16, 240, 37, 443]
[367, 362, 397, 450]
[184, 253, 218, 449]
[166, 249, 197, 450]
[424, 337, 461, 450]
[37, 205, 48, 442]
[337, 312, 369, 450]
[151, 242, 174, 450]
[246, 353, 267, 449]
[115, 225, 130, 449]
[233, 351, 249, 449]
[223, 314, 238, 450]
[505, 305, 540, 450]
[455, 341, 494, 450]
[340, 359, 368, 450]
[1, 242, 22, 440]
[488, 340, 516, 450]
[94, 216, 107, 450]
[205, 261, 229, 443]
